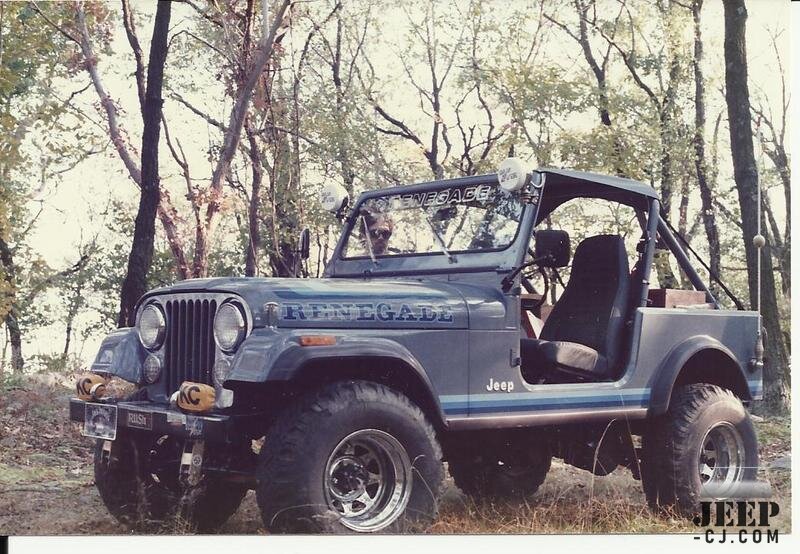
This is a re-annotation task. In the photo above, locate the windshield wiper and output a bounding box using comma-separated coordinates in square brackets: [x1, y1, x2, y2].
[424, 214, 456, 263]
[360, 215, 379, 266]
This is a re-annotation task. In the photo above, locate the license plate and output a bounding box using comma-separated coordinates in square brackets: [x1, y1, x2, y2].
[126, 410, 153, 430]
[83, 403, 118, 440]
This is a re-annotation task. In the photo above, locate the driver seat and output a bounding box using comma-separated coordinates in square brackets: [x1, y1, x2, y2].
[521, 234, 630, 382]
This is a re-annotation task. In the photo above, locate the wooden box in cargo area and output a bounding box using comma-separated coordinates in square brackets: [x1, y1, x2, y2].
[647, 288, 708, 308]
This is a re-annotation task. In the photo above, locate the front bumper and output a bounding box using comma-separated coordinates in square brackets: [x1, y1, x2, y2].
[69, 398, 252, 443]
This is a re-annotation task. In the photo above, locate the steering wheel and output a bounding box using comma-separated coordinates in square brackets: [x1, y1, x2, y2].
[521, 247, 550, 310]
[523, 266, 549, 310]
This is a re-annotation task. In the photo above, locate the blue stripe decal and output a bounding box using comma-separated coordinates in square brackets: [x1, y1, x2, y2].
[440, 389, 650, 415]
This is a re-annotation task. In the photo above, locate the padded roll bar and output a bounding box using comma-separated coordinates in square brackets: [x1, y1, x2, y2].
[637, 199, 660, 308]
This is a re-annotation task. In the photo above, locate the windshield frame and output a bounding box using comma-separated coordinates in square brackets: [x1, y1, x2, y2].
[338, 178, 527, 262]
[325, 174, 538, 279]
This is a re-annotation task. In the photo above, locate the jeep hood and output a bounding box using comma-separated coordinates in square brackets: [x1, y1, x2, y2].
[141, 277, 508, 330]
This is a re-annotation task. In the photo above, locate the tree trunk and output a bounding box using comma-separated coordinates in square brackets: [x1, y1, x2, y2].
[62, 278, 84, 362]
[5, 312, 21, 374]
[723, 0, 789, 411]
[761, 195, 790, 297]
[691, 0, 722, 297]
[244, 123, 263, 277]
[63, 317, 73, 360]
[0, 236, 22, 374]
[268, 128, 300, 278]
[117, 0, 172, 327]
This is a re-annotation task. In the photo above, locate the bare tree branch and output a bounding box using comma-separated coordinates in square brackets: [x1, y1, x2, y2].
[120, 0, 146, 117]
[194, 0, 294, 275]
[74, 2, 142, 186]
[29, 2, 81, 44]
[171, 92, 226, 130]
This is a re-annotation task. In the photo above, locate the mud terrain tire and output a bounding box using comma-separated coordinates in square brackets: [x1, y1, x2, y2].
[94, 434, 247, 532]
[641, 383, 758, 515]
[255, 380, 445, 533]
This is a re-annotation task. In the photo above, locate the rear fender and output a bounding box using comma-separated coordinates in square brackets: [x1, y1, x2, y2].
[649, 335, 751, 415]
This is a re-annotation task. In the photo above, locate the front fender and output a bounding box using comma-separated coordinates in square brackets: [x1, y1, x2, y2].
[227, 329, 432, 387]
[90, 328, 146, 384]
[226, 329, 445, 426]
[649, 335, 750, 415]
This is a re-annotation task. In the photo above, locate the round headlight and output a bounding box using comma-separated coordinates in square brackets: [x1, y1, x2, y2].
[214, 303, 246, 352]
[138, 304, 165, 350]
[143, 354, 162, 384]
[213, 358, 231, 387]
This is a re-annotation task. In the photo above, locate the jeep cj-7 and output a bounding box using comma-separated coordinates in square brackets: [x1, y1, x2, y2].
[70, 159, 764, 533]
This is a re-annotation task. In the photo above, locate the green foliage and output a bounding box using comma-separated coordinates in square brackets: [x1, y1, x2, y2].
[26, 353, 84, 376]
[0, 371, 26, 392]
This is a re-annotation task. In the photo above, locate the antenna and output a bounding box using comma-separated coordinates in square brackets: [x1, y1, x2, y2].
[751, 142, 766, 372]
[373, 100, 380, 187]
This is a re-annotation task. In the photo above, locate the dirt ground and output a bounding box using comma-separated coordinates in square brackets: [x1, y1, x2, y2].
[0, 382, 791, 535]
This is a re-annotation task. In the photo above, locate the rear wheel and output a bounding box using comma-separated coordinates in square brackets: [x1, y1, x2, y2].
[256, 380, 445, 533]
[641, 383, 758, 515]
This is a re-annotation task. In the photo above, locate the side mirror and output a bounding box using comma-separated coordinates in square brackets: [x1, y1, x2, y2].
[534, 230, 570, 268]
[298, 228, 310, 260]
[320, 182, 349, 216]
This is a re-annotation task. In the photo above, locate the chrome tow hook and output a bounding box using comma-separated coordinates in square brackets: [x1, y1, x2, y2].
[179, 440, 205, 487]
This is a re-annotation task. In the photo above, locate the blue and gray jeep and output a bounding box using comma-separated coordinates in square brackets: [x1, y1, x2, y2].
[70, 159, 763, 533]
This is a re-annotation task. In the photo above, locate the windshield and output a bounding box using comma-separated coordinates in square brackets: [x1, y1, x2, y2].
[342, 182, 525, 260]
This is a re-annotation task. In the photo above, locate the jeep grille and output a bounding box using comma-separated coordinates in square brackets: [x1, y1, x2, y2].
[164, 298, 217, 392]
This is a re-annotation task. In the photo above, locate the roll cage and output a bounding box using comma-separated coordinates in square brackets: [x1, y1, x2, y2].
[325, 168, 724, 311]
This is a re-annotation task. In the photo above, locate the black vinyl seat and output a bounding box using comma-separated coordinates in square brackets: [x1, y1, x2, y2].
[521, 234, 630, 382]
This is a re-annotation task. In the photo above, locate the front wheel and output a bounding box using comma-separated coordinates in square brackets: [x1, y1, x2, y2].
[94, 434, 248, 532]
[256, 380, 445, 533]
[641, 383, 759, 515]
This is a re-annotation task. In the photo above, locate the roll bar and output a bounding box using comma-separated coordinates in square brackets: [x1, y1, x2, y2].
[656, 214, 719, 308]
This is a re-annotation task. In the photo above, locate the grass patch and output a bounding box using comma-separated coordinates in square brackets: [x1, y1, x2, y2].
[755, 416, 790, 448]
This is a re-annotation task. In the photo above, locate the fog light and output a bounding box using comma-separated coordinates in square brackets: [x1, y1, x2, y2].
[213, 358, 231, 387]
[144, 354, 162, 384]
[177, 381, 216, 412]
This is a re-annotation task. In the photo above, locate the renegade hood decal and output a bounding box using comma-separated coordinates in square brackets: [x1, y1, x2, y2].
[142, 277, 470, 329]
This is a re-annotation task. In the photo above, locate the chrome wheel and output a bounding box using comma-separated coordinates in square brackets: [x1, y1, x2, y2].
[698, 422, 745, 494]
[324, 429, 412, 532]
